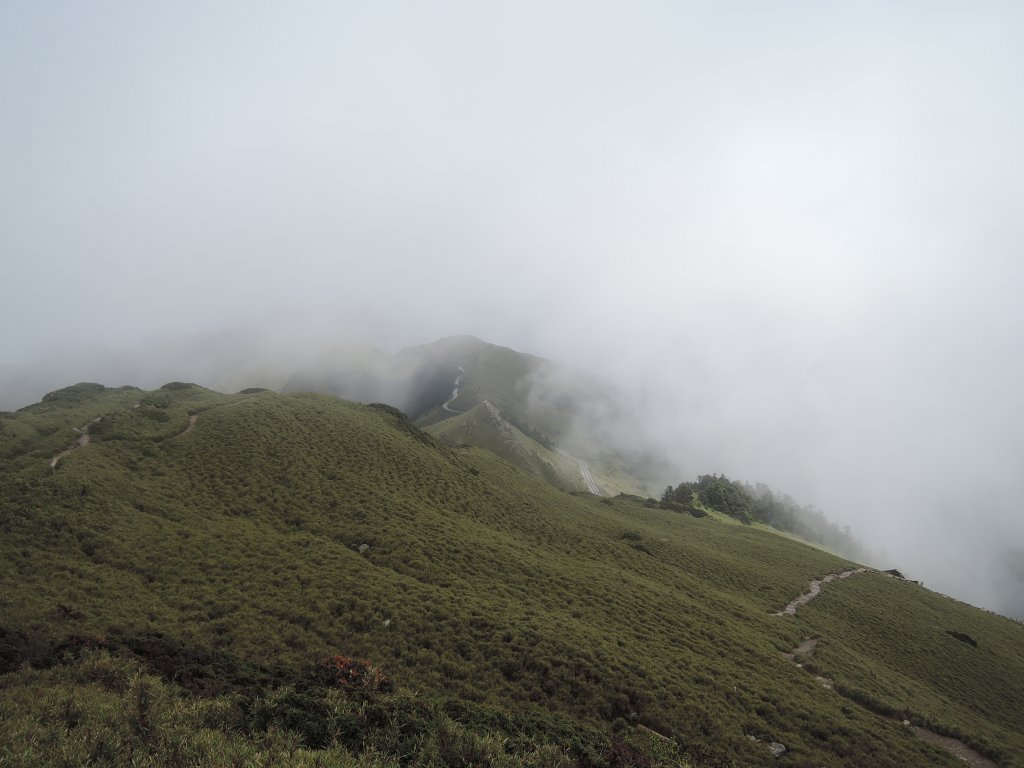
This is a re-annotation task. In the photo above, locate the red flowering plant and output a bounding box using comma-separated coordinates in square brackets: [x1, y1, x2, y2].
[313, 654, 393, 693]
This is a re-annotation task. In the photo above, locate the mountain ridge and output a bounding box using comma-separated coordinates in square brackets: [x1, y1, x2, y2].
[1, 382, 1022, 766]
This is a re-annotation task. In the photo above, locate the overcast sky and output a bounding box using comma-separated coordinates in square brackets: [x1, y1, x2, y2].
[2, 2, 1023, 615]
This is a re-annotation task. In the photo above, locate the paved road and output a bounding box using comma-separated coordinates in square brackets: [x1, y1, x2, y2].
[442, 366, 466, 413]
[556, 448, 602, 495]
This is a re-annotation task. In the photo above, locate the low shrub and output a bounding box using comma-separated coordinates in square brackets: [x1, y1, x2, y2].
[313, 655, 393, 693]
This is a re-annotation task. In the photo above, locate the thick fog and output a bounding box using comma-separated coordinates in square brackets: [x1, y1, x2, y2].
[2, 3, 1023, 617]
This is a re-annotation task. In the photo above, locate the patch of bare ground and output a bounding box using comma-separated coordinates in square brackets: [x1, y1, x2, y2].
[910, 727, 997, 768]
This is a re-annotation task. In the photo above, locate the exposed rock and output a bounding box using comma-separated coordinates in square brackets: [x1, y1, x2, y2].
[747, 735, 787, 758]
[636, 723, 672, 742]
[945, 629, 978, 647]
[358, 543, 369, 554]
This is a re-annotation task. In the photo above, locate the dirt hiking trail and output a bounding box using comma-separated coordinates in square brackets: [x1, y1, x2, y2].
[776, 571, 997, 766]
[772, 568, 866, 615]
[50, 417, 101, 469]
[179, 414, 199, 436]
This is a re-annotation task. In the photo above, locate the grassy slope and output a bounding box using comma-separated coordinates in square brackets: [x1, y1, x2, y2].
[423, 403, 652, 499]
[795, 574, 1024, 764]
[396, 337, 662, 496]
[1, 384, 1021, 766]
[423, 402, 580, 491]
[418, 337, 552, 431]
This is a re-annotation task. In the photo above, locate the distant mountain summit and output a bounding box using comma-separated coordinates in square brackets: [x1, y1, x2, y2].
[282, 335, 658, 495]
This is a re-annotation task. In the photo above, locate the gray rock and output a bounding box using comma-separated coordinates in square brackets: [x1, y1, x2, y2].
[358, 543, 369, 554]
[768, 742, 787, 758]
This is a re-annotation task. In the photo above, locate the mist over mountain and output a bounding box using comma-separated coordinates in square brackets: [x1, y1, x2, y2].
[2, 2, 1022, 632]
[5, 4, 1024, 764]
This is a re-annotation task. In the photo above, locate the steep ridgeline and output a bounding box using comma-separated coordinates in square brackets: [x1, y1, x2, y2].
[423, 399, 583, 492]
[283, 335, 671, 497]
[282, 335, 554, 429]
[1, 383, 1022, 767]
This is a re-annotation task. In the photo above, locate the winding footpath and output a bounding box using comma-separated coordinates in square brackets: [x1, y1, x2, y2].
[772, 568, 867, 616]
[442, 366, 466, 414]
[175, 397, 259, 437]
[50, 396, 251, 466]
[49, 417, 101, 469]
[776, 570, 997, 767]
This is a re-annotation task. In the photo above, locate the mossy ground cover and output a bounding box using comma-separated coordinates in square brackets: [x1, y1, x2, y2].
[2, 384, 1021, 766]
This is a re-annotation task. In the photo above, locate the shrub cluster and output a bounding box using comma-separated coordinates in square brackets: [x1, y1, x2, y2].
[313, 655, 393, 693]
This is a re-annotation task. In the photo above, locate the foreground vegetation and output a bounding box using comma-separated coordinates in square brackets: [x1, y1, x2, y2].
[1, 383, 1021, 766]
[2, 648, 687, 768]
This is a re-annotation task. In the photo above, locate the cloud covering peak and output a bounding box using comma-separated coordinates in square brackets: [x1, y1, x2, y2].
[2, 2, 1023, 615]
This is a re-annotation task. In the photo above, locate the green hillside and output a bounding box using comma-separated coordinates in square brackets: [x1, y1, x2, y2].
[283, 336, 667, 496]
[423, 401, 580, 492]
[1, 384, 1022, 767]
[409, 336, 555, 431]
[403, 338, 668, 497]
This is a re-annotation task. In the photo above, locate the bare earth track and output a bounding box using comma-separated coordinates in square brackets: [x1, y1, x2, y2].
[777, 570, 997, 766]
[772, 568, 867, 615]
[49, 417, 101, 469]
[50, 395, 258, 466]
[910, 727, 997, 768]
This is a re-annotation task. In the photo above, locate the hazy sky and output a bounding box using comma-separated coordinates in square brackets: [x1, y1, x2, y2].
[2, 3, 1023, 615]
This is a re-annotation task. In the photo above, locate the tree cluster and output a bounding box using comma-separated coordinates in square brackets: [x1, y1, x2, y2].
[661, 475, 868, 560]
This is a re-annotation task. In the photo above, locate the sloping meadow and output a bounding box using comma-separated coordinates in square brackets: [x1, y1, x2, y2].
[2, 384, 1020, 766]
